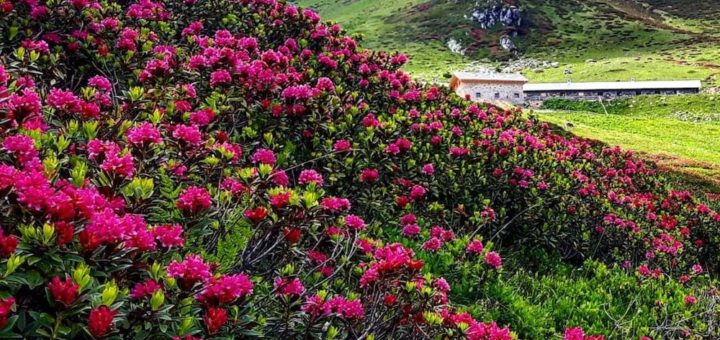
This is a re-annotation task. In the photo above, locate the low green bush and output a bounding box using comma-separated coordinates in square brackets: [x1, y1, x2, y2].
[479, 252, 718, 339]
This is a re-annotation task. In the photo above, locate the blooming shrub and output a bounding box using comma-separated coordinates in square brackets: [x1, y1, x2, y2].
[0, 0, 717, 338]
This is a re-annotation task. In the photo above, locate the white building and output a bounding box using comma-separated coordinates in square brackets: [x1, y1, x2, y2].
[450, 71, 528, 104]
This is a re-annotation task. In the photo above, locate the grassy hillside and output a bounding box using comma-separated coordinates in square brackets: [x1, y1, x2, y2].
[294, 0, 720, 84]
[293, 0, 468, 80]
[537, 94, 720, 195]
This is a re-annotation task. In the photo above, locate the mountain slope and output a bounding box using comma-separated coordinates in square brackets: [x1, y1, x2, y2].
[294, 0, 720, 83]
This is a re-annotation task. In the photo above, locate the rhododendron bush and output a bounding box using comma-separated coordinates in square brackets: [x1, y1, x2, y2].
[0, 0, 718, 338]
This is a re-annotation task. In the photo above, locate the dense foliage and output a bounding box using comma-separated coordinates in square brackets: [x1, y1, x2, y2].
[0, 0, 718, 339]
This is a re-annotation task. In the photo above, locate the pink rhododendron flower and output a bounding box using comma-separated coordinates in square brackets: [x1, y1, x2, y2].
[214, 142, 242, 161]
[307, 250, 328, 263]
[422, 163, 435, 176]
[131, 279, 162, 299]
[220, 178, 247, 195]
[409, 185, 427, 201]
[100, 153, 135, 178]
[344, 214, 366, 230]
[564, 327, 585, 340]
[152, 224, 185, 247]
[251, 148, 276, 165]
[88, 75, 112, 91]
[434, 277, 450, 292]
[400, 214, 417, 225]
[333, 139, 351, 152]
[273, 277, 305, 296]
[48, 276, 79, 306]
[282, 84, 317, 100]
[320, 197, 351, 212]
[125, 122, 162, 146]
[13, 170, 53, 212]
[182, 20, 204, 36]
[203, 307, 227, 335]
[87, 140, 120, 161]
[563, 327, 605, 340]
[402, 224, 421, 237]
[176, 186, 212, 214]
[47, 88, 82, 113]
[197, 274, 253, 306]
[269, 191, 291, 208]
[172, 124, 203, 146]
[126, 0, 169, 21]
[167, 254, 212, 289]
[210, 70, 232, 87]
[271, 170, 289, 186]
[324, 296, 365, 319]
[315, 77, 335, 92]
[466, 239, 485, 254]
[362, 113, 380, 128]
[3, 134, 38, 164]
[0, 297, 14, 329]
[359, 168, 379, 182]
[422, 237, 444, 252]
[450, 147, 469, 157]
[467, 321, 512, 340]
[301, 295, 325, 317]
[244, 207, 268, 223]
[189, 108, 216, 126]
[88, 306, 117, 338]
[298, 169, 324, 187]
[484, 251, 502, 269]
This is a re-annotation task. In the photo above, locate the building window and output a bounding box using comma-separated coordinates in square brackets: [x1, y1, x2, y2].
[494, 93, 500, 99]
[513, 93, 520, 98]
[475, 92, 482, 99]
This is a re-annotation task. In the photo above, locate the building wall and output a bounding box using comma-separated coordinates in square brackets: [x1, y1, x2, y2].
[457, 81, 525, 104]
[525, 88, 699, 102]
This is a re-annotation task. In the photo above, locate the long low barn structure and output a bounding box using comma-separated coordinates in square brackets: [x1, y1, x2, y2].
[523, 80, 702, 103]
[450, 72, 703, 105]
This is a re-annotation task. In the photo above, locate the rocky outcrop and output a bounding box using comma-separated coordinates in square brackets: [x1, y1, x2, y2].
[447, 38, 467, 55]
[469, 1, 524, 55]
[471, 3, 522, 31]
[500, 35, 518, 55]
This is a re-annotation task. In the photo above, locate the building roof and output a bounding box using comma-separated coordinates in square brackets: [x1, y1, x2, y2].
[451, 71, 528, 82]
[523, 80, 702, 92]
